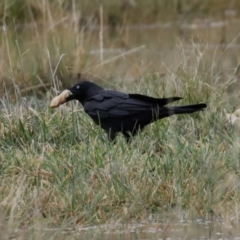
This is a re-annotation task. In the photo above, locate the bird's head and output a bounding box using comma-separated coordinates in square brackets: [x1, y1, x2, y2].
[50, 81, 103, 108]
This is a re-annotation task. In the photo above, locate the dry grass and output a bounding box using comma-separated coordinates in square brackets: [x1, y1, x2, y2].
[1, 0, 240, 239]
[1, 0, 240, 96]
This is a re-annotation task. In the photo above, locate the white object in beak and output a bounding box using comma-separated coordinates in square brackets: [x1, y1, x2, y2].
[50, 90, 72, 108]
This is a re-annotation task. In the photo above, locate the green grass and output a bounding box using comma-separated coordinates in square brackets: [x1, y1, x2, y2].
[1, 70, 240, 231]
[1, 0, 240, 238]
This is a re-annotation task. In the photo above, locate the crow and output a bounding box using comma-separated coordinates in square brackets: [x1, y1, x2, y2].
[50, 81, 207, 142]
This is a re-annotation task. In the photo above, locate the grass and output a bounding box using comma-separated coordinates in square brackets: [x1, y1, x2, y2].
[1, 0, 240, 96]
[1, 0, 240, 239]
[1, 70, 240, 228]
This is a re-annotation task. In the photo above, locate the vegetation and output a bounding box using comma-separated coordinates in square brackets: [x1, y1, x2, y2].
[0, 0, 240, 239]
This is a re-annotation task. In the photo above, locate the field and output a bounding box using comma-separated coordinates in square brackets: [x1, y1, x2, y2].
[1, 0, 240, 239]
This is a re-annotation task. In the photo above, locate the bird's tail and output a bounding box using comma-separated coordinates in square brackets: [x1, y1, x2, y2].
[165, 103, 207, 115]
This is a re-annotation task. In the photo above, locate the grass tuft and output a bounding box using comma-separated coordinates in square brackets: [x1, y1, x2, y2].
[1, 0, 240, 238]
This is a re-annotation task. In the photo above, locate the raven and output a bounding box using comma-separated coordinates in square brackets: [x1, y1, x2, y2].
[50, 81, 207, 141]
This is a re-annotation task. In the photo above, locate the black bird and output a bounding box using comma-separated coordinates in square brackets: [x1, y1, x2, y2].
[50, 81, 207, 142]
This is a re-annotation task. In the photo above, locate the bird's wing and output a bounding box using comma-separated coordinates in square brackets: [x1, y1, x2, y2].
[84, 90, 181, 119]
[129, 94, 182, 105]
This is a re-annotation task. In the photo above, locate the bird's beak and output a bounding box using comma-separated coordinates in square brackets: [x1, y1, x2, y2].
[50, 90, 73, 108]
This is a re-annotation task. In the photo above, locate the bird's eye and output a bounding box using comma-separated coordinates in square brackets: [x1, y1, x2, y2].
[76, 85, 80, 89]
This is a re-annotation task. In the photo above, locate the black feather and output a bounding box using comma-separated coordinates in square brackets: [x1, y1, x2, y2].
[63, 81, 207, 142]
